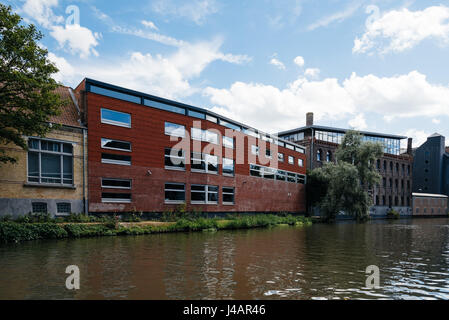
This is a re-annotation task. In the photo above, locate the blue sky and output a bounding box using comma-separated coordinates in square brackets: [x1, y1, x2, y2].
[7, 0, 449, 148]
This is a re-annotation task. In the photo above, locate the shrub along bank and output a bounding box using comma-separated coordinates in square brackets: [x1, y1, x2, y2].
[0, 214, 312, 243]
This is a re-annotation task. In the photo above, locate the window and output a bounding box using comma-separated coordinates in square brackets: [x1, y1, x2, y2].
[286, 144, 294, 150]
[326, 151, 332, 162]
[297, 175, 305, 184]
[223, 136, 234, 149]
[101, 178, 132, 189]
[92, 85, 140, 104]
[57, 203, 71, 214]
[165, 148, 185, 170]
[317, 149, 322, 161]
[144, 99, 185, 115]
[219, 119, 241, 131]
[298, 158, 304, 167]
[101, 138, 131, 152]
[262, 167, 276, 180]
[250, 164, 262, 177]
[164, 183, 185, 203]
[27, 138, 73, 185]
[102, 193, 132, 203]
[191, 185, 218, 204]
[101, 108, 131, 128]
[251, 145, 259, 156]
[266, 149, 272, 159]
[287, 172, 296, 183]
[191, 128, 218, 144]
[278, 153, 284, 162]
[223, 158, 235, 176]
[165, 122, 185, 137]
[223, 187, 235, 205]
[288, 156, 294, 165]
[187, 110, 206, 119]
[101, 153, 131, 166]
[32, 202, 47, 213]
[206, 115, 218, 123]
[191, 153, 218, 174]
[276, 170, 286, 181]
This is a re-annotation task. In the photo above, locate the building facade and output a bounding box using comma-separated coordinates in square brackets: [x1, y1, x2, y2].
[278, 112, 414, 217]
[75, 79, 307, 215]
[0, 86, 87, 217]
[412, 193, 448, 216]
[412, 133, 449, 197]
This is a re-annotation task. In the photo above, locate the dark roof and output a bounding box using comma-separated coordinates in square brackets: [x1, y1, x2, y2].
[278, 125, 407, 140]
[48, 86, 84, 128]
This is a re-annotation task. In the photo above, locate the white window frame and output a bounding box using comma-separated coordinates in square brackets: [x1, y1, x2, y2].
[191, 185, 218, 204]
[191, 153, 218, 174]
[164, 183, 186, 204]
[288, 155, 294, 165]
[165, 122, 185, 138]
[222, 187, 235, 205]
[191, 128, 219, 144]
[101, 108, 131, 128]
[222, 158, 235, 176]
[298, 158, 304, 167]
[164, 148, 185, 171]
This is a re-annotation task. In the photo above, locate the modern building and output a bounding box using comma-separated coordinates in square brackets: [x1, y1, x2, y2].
[278, 112, 414, 217]
[412, 133, 449, 197]
[412, 193, 448, 216]
[73, 78, 307, 215]
[0, 86, 87, 217]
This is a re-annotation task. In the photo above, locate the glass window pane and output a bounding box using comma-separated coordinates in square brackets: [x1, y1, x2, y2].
[144, 99, 185, 114]
[165, 122, 185, 137]
[187, 110, 206, 119]
[101, 108, 131, 127]
[101, 138, 131, 151]
[41, 153, 61, 183]
[28, 152, 39, 182]
[92, 85, 141, 104]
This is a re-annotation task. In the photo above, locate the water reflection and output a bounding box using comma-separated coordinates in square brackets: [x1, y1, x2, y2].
[0, 218, 448, 300]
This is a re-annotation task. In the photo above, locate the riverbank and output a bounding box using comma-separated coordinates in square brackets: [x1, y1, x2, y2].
[0, 214, 312, 243]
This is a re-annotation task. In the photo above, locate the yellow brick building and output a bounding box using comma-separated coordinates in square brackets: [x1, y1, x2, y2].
[0, 87, 87, 217]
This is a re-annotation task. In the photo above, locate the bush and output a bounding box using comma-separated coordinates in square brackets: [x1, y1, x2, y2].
[0, 222, 67, 243]
[387, 209, 400, 219]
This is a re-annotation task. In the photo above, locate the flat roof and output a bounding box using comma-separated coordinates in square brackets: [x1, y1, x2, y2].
[278, 125, 407, 140]
[412, 193, 448, 198]
[83, 78, 306, 152]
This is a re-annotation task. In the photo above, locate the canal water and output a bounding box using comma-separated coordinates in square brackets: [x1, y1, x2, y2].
[1, 218, 449, 300]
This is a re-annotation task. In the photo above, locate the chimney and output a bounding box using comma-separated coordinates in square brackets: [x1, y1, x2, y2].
[407, 138, 413, 155]
[306, 112, 314, 126]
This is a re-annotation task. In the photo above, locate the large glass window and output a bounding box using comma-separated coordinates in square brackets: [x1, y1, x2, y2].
[187, 110, 206, 119]
[165, 122, 185, 137]
[164, 148, 185, 170]
[101, 153, 131, 166]
[101, 108, 131, 128]
[222, 187, 235, 205]
[101, 138, 131, 152]
[91, 85, 141, 104]
[101, 178, 132, 189]
[219, 119, 241, 131]
[191, 185, 218, 204]
[191, 153, 218, 174]
[251, 145, 259, 156]
[101, 193, 132, 203]
[165, 183, 185, 203]
[144, 99, 185, 115]
[223, 158, 235, 176]
[27, 138, 73, 185]
[191, 128, 218, 144]
[223, 136, 234, 149]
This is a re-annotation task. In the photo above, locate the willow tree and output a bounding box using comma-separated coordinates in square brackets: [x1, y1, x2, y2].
[308, 131, 383, 221]
[0, 4, 63, 164]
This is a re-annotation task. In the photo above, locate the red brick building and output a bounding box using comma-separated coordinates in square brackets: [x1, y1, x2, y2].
[75, 79, 307, 214]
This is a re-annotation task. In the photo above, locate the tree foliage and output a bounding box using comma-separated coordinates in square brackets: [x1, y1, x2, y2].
[308, 130, 383, 221]
[0, 4, 63, 164]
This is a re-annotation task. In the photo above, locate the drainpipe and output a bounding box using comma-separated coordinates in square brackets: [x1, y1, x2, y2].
[82, 128, 87, 214]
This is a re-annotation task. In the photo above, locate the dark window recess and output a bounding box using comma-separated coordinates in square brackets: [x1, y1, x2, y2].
[102, 178, 132, 189]
[165, 183, 185, 202]
[101, 153, 131, 164]
[101, 138, 131, 151]
[165, 148, 185, 169]
[32, 202, 47, 213]
[223, 187, 235, 204]
[101, 193, 132, 200]
[57, 203, 71, 213]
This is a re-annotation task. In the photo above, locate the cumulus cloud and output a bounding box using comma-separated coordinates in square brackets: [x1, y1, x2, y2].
[152, 0, 219, 25]
[293, 56, 305, 67]
[403, 129, 431, 148]
[47, 52, 76, 83]
[270, 57, 286, 70]
[21, 0, 63, 28]
[203, 71, 449, 134]
[50, 25, 101, 58]
[348, 114, 367, 130]
[304, 68, 320, 78]
[353, 5, 449, 54]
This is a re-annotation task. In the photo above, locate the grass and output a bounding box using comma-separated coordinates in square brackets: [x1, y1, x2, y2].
[0, 214, 312, 243]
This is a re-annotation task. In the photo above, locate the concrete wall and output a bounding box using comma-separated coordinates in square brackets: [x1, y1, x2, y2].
[0, 126, 87, 217]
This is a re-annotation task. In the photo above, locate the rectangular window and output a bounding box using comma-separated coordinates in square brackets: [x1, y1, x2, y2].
[32, 202, 47, 213]
[206, 115, 218, 123]
[207, 154, 219, 173]
[286, 144, 295, 150]
[266, 149, 272, 159]
[144, 99, 185, 115]
[278, 153, 284, 162]
[164, 148, 185, 170]
[165, 122, 185, 137]
[91, 85, 141, 104]
[223, 136, 234, 149]
[165, 183, 185, 204]
[298, 158, 304, 167]
[101, 178, 132, 189]
[101, 138, 131, 152]
[191, 128, 218, 144]
[297, 174, 305, 184]
[250, 164, 262, 177]
[251, 145, 259, 156]
[219, 119, 241, 131]
[101, 153, 131, 166]
[101, 193, 132, 203]
[191, 185, 218, 204]
[207, 185, 219, 204]
[222, 187, 235, 205]
[223, 158, 235, 176]
[101, 108, 131, 128]
[27, 138, 73, 185]
[187, 109, 206, 119]
[262, 167, 276, 180]
[276, 170, 286, 181]
[191, 153, 218, 174]
[288, 156, 294, 165]
[287, 172, 296, 183]
[244, 129, 260, 138]
[57, 203, 71, 214]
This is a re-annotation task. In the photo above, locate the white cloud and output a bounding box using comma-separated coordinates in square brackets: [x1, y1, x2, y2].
[308, 3, 361, 31]
[152, 0, 219, 25]
[432, 118, 441, 124]
[50, 24, 101, 58]
[403, 129, 431, 148]
[348, 114, 367, 130]
[304, 68, 320, 78]
[203, 70, 449, 134]
[353, 5, 449, 54]
[112, 25, 187, 47]
[293, 56, 305, 67]
[21, 0, 63, 28]
[141, 20, 159, 30]
[47, 52, 76, 83]
[270, 58, 286, 70]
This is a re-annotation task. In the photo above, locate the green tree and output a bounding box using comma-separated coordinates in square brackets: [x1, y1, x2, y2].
[308, 131, 383, 221]
[0, 4, 63, 164]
